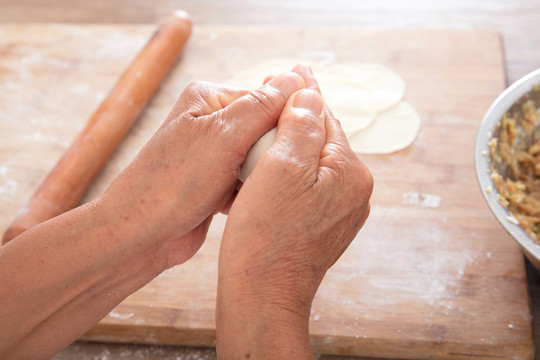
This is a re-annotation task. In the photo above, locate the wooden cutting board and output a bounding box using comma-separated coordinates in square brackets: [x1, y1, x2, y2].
[0, 25, 533, 359]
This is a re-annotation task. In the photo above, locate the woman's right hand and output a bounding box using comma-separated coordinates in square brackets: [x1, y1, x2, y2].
[216, 65, 373, 358]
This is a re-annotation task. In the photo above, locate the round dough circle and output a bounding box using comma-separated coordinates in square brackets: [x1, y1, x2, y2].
[347, 101, 421, 154]
[326, 62, 406, 112]
[227, 59, 420, 179]
[225, 59, 406, 135]
[316, 74, 378, 134]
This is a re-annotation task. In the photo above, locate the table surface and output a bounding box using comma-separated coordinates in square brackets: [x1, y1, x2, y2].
[1, 1, 539, 359]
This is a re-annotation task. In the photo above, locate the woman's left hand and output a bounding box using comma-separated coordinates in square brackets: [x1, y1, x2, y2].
[102, 73, 305, 266]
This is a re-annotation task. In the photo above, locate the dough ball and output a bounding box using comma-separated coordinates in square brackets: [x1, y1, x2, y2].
[238, 127, 277, 182]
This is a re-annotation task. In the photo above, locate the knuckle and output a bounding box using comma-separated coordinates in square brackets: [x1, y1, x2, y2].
[351, 159, 374, 203]
[178, 81, 208, 109]
[246, 89, 282, 120]
[185, 80, 209, 93]
[331, 150, 373, 207]
[282, 111, 325, 140]
[183, 81, 202, 95]
[267, 146, 314, 179]
[182, 81, 214, 103]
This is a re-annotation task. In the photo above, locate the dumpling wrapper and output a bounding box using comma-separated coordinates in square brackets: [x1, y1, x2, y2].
[229, 60, 418, 181]
[319, 63, 405, 133]
[347, 101, 421, 155]
[316, 73, 378, 134]
[225, 59, 405, 135]
[326, 63, 406, 113]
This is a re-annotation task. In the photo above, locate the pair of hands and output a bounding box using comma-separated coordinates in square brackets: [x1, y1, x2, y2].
[103, 64, 373, 356]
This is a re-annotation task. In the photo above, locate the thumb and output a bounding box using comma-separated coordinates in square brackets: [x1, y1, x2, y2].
[218, 72, 305, 155]
[270, 89, 326, 180]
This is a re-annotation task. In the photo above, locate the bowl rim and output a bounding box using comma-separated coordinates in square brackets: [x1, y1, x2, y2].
[475, 68, 540, 257]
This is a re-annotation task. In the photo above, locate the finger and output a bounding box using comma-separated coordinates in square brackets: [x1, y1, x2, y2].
[290, 65, 351, 162]
[218, 72, 305, 154]
[270, 89, 326, 179]
[200, 85, 254, 113]
[316, 109, 355, 170]
[263, 74, 275, 85]
[291, 65, 351, 154]
[215, 86, 252, 108]
[170, 81, 251, 117]
[325, 109, 350, 149]
[219, 189, 238, 215]
[291, 64, 336, 131]
[291, 64, 322, 93]
[291, 63, 346, 145]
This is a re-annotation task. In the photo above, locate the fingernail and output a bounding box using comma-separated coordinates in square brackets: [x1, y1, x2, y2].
[293, 89, 324, 116]
[268, 73, 304, 96]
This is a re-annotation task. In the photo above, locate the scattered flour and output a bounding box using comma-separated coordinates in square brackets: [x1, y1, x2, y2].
[108, 311, 134, 320]
[0, 165, 18, 197]
[402, 191, 442, 208]
[52, 342, 217, 360]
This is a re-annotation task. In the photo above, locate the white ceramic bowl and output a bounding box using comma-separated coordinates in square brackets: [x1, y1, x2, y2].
[475, 68, 540, 270]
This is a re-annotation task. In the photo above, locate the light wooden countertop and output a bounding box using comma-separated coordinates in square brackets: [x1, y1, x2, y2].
[1, 1, 539, 359]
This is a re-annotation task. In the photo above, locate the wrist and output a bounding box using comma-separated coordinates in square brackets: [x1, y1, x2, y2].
[100, 162, 210, 247]
[217, 228, 322, 316]
[216, 286, 314, 359]
[90, 195, 171, 275]
[217, 259, 316, 359]
[96, 182, 212, 271]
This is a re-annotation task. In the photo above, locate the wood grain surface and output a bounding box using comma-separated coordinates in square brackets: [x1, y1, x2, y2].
[2, 2, 540, 359]
[1, 12, 192, 243]
[0, 24, 533, 359]
[1, 0, 539, 87]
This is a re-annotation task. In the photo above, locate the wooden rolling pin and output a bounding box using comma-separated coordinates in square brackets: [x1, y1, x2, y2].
[2, 11, 193, 244]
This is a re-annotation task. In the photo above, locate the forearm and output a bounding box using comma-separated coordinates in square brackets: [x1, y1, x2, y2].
[0, 198, 169, 359]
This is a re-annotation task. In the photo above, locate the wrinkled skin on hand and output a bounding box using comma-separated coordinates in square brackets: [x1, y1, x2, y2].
[216, 65, 373, 358]
[101, 73, 305, 267]
[0, 63, 372, 360]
